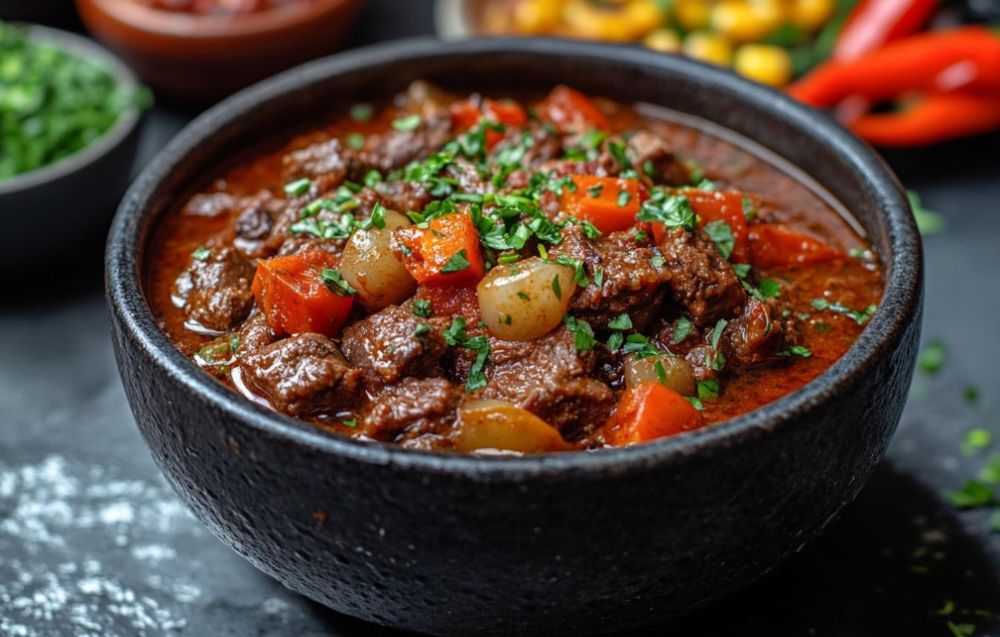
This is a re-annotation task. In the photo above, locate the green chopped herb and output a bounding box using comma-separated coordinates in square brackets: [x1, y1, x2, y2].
[443, 316, 491, 391]
[741, 195, 757, 221]
[617, 189, 632, 207]
[946, 480, 995, 508]
[637, 190, 696, 230]
[964, 386, 980, 405]
[320, 268, 356, 296]
[778, 345, 812, 358]
[363, 169, 382, 187]
[517, 290, 530, 301]
[654, 360, 668, 383]
[697, 379, 720, 401]
[696, 178, 717, 191]
[671, 317, 693, 345]
[191, 246, 211, 261]
[350, 103, 373, 122]
[703, 220, 735, 260]
[686, 396, 705, 411]
[946, 622, 976, 637]
[961, 429, 992, 456]
[564, 315, 596, 351]
[412, 299, 432, 318]
[651, 254, 666, 268]
[346, 133, 365, 150]
[440, 249, 471, 274]
[936, 599, 956, 617]
[608, 313, 633, 331]
[284, 178, 312, 197]
[414, 323, 432, 339]
[810, 298, 877, 325]
[908, 190, 946, 236]
[551, 274, 562, 299]
[607, 332, 624, 352]
[918, 340, 946, 374]
[980, 455, 1000, 484]
[341, 418, 358, 428]
[758, 278, 781, 299]
[392, 114, 421, 131]
[588, 183, 604, 198]
[594, 267, 605, 287]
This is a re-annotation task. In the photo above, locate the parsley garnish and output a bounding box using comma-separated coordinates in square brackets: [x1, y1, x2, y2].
[703, 220, 734, 260]
[810, 298, 877, 325]
[350, 103, 373, 122]
[607, 313, 633, 331]
[671, 317, 693, 345]
[961, 429, 992, 456]
[637, 190, 696, 230]
[359, 201, 387, 230]
[697, 379, 720, 401]
[588, 183, 604, 198]
[412, 299, 432, 318]
[617, 190, 632, 207]
[284, 178, 312, 197]
[778, 345, 812, 358]
[320, 268, 356, 296]
[341, 418, 358, 428]
[191, 246, 211, 261]
[440, 249, 471, 274]
[757, 278, 781, 299]
[918, 340, 946, 375]
[564, 315, 596, 351]
[346, 133, 365, 150]
[443, 317, 490, 391]
[392, 114, 421, 131]
[946, 480, 995, 508]
[551, 274, 562, 299]
[414, 323, 432, 339]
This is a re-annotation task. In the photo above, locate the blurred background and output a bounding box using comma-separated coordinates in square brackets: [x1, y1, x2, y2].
[1, 1, 999, 635]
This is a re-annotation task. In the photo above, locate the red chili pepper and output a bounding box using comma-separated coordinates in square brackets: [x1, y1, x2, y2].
[833, 0, 938, 62]
[789, 27, 1000, 107]
[848, 93, 1000, 147]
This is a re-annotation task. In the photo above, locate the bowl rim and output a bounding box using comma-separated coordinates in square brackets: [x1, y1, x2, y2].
[0, 23, 143, 196]
[106, 37, 922, 479]
[78, 0, 361, 39]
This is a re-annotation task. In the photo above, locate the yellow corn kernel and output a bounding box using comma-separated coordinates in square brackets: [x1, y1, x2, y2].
[624, 0, 668, 38]
[734, 43, 793, 86]
[789, 0, 835, 31]
[563, 0, 634, 41]
[711, 0, 783, 42]
[644, 28, 682, 52]
[673, 0, 711, 31]
[512, 0, 565, 34]
[683, 32, 734, 66]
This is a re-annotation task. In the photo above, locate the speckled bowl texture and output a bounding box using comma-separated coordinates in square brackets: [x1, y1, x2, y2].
[106, 39, 923, 637]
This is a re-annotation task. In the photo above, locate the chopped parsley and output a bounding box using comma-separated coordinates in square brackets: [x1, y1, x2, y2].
[697, 379, 720, 401]
[616, 189, 632, 207]
[349, 103, 373, 122]
[810, 298, 877, 325]
[414, 323, 432, 339]
[284, 178, 312, 197]
[391, 114, 421, 131]
[564, 315, 596, 351]
[620, 333, 660, 359]
[946, 480, 995, 508]
[320, 268, 356, 296]
[191, 246, 211, 261]
[907, 190, 946, 236]
[961, 429, 992, 456]
[551, 274, 562, 300]
[757, 278, 781, 299]
[607, 313, 633, 331]
[341, 418, 358, 428]
[346, 133, 365, 150]
[637, 190, 696, 230]
[359, 201, 387, 230]
[440, 249, 471, 273]
[703, 220, 734, 260]
[443, 316, 490, 391]
[778, 345, 812, 358]
[412, 299, 432, 318]
[671, 317, 693, 345]
[588, 183, 604, 198]
[918, 340, 946, 375]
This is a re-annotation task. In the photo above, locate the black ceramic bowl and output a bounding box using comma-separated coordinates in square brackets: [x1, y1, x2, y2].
[106, 39, 922, 636]
[0, 24, 142, 269]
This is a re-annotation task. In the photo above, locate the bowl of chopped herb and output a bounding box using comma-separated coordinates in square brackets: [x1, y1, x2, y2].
[0, 21, 146, 268]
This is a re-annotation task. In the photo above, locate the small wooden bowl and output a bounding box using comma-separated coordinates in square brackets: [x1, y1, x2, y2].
[76, 0, 364, 105]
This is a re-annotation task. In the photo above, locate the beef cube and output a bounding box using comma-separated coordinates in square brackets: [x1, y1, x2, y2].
[626, 129, 692, 186]
[358, 113, 452, 174]
[173, 245, 255, 332]
[721, 298, 794, 368]
[282, 138, 351, 193]
[239, 334, 362, 416]
[340, 305, 447, 385]
[658, 227, 746, 327]
[479, 327, 615, 438]
[551, 226, 670, 330]
[358, 377, 460, 442]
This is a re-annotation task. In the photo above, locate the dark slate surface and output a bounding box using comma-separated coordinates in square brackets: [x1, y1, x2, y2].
[2, 1, 999, 634]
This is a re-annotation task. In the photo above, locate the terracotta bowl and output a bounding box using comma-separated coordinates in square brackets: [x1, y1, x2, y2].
[76, 0, 363, 105]
[106, 39, 922, 636]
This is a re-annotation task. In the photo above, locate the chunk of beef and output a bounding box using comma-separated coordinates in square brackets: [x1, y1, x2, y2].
[358, 113, 452, 174]
[626, 129, 692, 186]
[358, 180, 435, 215]
[282, 138, 351, 193]
[720, 298, 793, 368]
[173, 246, 255, 332]
[658, 227, 746, 327]
[231, 192, 292, 259]
[340, 305, 448, 386]
[478, 327, 615, 438]
[234, 311, 276, 355]
[239, 334, 362, 416]
[551, 226, 670, 330]
[358, 377, 460, 443]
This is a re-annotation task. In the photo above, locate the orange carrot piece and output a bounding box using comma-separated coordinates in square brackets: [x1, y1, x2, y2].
[395, 211, 485, 286]
[748, 223, 844, 270]
[602, 382, 703, 446]
[540, 85, 611, 133]
[560, 175, 644, 233]
[251, 250, 355, 337]
[650, 189, 754, 263]
[450, 98, 529, 150]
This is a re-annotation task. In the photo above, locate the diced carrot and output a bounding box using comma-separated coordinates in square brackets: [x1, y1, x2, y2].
[539, 85, 611, 133]
[251, 250, 355, 337]
[560, 175, 644, 233]
[748, 223, 844, 270]
[602, 382, 703, 446]
[394, 211, 485, 286]
[449, 98, 529, 150]
[649, 190, 754, 263]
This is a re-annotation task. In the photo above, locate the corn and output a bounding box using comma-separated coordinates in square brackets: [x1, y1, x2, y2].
[683, 32, 734, 66]
[673, 0, 712, 31]
[644, 28, 682, 53]
[734, 43, 793, 87]
[623, 0, 668, 38]
[789, 0, 835, 31]
[711, 0, 783, 42]
[512, 0, 565, 34]
[563, 0, 634, 41]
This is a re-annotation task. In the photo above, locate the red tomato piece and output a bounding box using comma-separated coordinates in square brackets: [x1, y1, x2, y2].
[395, 211, 486, 287]
[748, 223, 845, 270]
